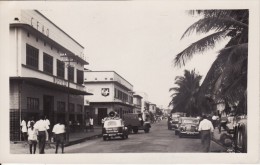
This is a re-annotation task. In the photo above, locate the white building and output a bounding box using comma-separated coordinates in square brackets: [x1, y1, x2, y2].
[133, 94, 143, 113]
[9, 10, 91, 140]
[84, 71, 134, 125]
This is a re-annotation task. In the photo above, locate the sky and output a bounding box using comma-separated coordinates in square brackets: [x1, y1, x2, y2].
[34, 2, 231, 109]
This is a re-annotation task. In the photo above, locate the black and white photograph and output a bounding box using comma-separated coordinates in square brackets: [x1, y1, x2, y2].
[0, 0, 259, 164]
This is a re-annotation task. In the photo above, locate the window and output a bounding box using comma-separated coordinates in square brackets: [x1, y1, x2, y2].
[77, 69, 83, 84]
[43, 53, 53, 74]
[26, 44, 39, 69]
[27, 97, 39, 111]
[69, 103, 75, 112]
[68, 66, 74, 82]
[57, 101, 65, 112]
[57, 60, 65, 78]
[77, 104, 83, 113]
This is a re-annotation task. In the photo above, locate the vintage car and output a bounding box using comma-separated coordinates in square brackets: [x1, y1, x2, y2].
[102, 113, 128, 141]
[168, 112, 186, 130]
[232, 115, 247, 153]
[175, 117, 200, 138]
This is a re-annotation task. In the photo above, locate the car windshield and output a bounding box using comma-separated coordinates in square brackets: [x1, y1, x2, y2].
[104, 120, 122, 128]
[182, 119, 199, 124]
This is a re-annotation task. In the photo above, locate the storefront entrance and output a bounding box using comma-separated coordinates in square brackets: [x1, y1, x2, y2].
[43, 95, 54, 126]
[98, 108, 107, 125]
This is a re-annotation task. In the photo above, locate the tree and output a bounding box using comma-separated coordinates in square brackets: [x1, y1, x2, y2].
[169, 69, 202, 116]
[174, 10, 248, 112]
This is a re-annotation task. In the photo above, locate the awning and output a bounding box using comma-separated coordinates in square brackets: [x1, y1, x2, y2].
[10, 77, 93, 95]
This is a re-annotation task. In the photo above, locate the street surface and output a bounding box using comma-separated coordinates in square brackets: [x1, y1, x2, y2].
[65, 119, 225, 153]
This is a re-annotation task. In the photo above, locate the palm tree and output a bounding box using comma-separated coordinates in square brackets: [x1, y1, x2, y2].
[169, 69, 202, 116]
[175, 10, 248, 113]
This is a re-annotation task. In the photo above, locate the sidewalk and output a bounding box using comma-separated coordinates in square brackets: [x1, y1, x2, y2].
[211, 126, 233, 151]
[10, 126, 102, 154]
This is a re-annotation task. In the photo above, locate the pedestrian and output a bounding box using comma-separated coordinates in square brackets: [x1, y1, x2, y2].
[20, 117, 27, 141]
[211, 113, 219, 129]
[89, 117, 94, 132]
[198, 114, 214, 152]
[52, 118, 66, 154]
[27, 122, 38, 154]
[85, 118, 90, 132]
[218, 111, 228, 133]
[44, 115, 51, 141]
[27, 116, 35, 129]
[34, 115, 49, 154]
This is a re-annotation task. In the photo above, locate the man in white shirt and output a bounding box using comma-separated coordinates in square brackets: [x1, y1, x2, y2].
[52, 119, 66, 154]
[198, 115, 214, 152]
[20, 118, 27, 141]
[34, 115, 49, 154]
[44, 116, 51, 141]
[89, 117, 94, 132]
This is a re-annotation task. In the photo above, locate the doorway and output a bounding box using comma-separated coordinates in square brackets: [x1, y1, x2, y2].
[43, 95, 54, 126]
[98, 108, 107, 125]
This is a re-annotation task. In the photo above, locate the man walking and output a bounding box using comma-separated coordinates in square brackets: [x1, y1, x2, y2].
[20, 117, 27, 141]
[52, 118, 66, 154]
[34, 115, 49, 154]
[89, 117, 94, 132]
[198, 115, 214, 152]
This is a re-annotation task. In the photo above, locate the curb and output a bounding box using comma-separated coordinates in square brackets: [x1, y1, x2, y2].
[211, 138, 228, 151]
[65, 134, 103, 147]
[11, 134, 103, 147]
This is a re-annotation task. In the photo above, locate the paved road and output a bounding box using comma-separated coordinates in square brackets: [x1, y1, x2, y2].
[65, 119, 226, 153]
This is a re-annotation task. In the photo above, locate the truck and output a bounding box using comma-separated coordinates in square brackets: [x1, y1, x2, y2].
[123, 113, 151, 134]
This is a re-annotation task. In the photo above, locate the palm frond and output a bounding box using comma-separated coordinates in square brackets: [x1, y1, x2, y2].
[181, 17, 248, 39]
[174, 30, 228, 67]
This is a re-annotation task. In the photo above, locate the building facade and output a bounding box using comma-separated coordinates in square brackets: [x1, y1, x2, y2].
[84, 71, 134, 125]
[9, 10, 91, 140]
[149, 103, 157, 114]
[133, 94, 142, 113]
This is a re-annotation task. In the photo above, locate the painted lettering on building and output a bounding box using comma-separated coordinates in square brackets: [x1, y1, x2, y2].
[53, 77, 67, 86]
[31, 17, 49, 37]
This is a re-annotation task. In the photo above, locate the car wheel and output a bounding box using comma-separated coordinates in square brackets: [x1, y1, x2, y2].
[179, 134, 182, 138]
[175, 131, 178, 135]
[127, 126, 132, 134]
[121, 135, 125, 140]
[126, 134, 128, 139]
[103, 137, 107, 141]
[133, 127, 138, 134]
[144, 128, 150, 133]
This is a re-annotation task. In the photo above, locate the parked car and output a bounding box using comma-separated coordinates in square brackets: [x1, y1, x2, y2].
[168, 112, 186, 130]
[232, 115, 247, 153]
[175, 117, 200, 138]
[102, 116, 128, 141]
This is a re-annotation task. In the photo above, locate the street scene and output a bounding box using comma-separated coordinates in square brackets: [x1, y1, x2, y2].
[4, 1, 257, 161]
[11, 119, 226, 154]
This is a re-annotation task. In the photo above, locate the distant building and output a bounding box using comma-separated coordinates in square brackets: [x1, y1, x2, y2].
[9, 10, 91, 141]
[84, 71, 134, 125]
[133, 94, 143, 113]
[149, 103, 157, 114]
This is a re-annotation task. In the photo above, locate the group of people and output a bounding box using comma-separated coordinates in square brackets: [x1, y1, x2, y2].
[20, 115, 66, 154]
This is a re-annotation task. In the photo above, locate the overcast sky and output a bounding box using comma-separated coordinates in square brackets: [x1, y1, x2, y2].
[34, 2, 231, 109]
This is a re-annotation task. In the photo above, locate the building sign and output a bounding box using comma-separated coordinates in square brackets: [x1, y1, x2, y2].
[31, 17, 49, 37]
[101, 88, 110, 97]
[53, 77, 67, 86]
